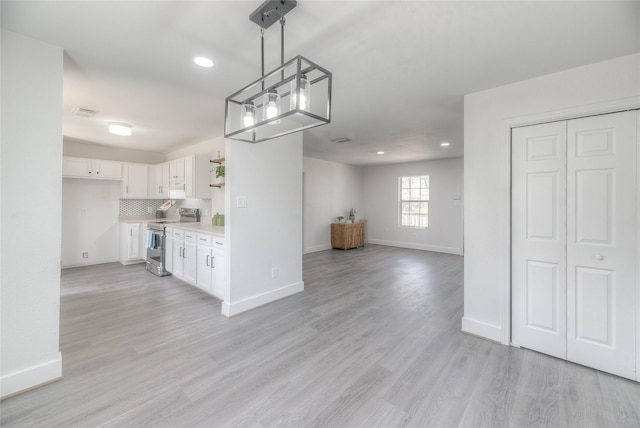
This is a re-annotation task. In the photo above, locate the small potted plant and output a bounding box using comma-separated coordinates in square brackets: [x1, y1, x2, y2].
[336, 215, 345, 223]
[349, 208, 356, 222]
[215, 165, 225, 183]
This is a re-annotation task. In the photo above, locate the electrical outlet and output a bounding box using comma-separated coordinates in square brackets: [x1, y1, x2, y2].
[271, 267, 278, 278]
[147, 206, 153, 214]
[82, 252, 88, 259]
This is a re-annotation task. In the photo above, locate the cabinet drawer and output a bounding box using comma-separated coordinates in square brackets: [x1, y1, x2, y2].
[213, 238, 225, 250]
[197, 233, 213, 246]
[184, 231, 197, 243]
[173, 229, 184, 239]
[165, 228, 173, 237]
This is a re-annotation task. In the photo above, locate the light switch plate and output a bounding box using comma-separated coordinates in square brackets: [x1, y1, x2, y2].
[237, 195, 247, 208]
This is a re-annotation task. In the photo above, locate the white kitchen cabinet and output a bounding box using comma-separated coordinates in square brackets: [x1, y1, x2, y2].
[170, 229, 196, 285]
[122, 163, 148, 199]
[151, 162, 170, 198]
[169, 228, 225, 299]
[165, 228, 174, 273]
[170, 158, 185, 183]
[172, 229, 185, 277]
[183, 235, 197, 285]
[212, 238, 225, 299]
[168, 155, 211, 199]
[119, 222, 144, 265]
[63, 156, 122, 179]
[195, 234, 225, 299]
[196, 245, 214, 293]
[196, 234, 214, 293]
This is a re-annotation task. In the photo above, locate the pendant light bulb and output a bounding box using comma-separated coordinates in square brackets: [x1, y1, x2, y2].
[263, 89, 280, 124]
[290, 74, 310, 111]
[242, 102, 256, 130]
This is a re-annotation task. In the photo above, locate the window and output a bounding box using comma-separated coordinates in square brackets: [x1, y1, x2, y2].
[399, 175, 429, 228]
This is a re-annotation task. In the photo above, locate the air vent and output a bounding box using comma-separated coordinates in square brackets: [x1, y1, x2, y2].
[331, 138, 351, 143]
[71, 106, 97, 117]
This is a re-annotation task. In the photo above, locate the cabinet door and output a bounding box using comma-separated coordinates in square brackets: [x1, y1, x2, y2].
[196, 246, 213, 292]
[165, 235, 174, 273]
[123, 164, 148, 198]
[62, 157, 92, 177]
[170, 158, 185, 182]
[213, 248, 224, 299]
[183, 241, 197, 285]
[94, 160, 122, 179]
[161, 162, 170, 196]
[127, 223, 142, 260]
[152, 163, 170, 198]
[172, 239, 184, 277]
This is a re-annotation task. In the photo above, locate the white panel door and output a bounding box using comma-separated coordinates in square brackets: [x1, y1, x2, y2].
[566, 111, 637, 380]
[512, 121, 568, 359]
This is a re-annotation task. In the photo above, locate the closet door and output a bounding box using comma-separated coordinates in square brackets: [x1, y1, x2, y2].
[512, 121, 568, 359]
[566, 111, 637, 380]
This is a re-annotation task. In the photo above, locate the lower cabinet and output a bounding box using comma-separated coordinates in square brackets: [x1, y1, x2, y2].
[168, 227, 225, 300]
[195, 234, 225, 299]
[196, 239, 214, 293]
[213, 240, 225, 299]
[165, 228, 174, 273]
[119, 222, 145, 265]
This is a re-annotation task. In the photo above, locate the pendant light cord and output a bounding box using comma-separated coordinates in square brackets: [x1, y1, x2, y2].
[280, 16, 286, 81]
[260, 27, 265, 90]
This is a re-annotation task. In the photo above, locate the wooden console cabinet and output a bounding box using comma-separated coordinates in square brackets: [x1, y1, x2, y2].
[331, 222, 365, 250]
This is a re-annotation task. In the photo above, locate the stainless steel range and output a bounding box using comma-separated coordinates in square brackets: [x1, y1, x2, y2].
[145, 208, 200, 276]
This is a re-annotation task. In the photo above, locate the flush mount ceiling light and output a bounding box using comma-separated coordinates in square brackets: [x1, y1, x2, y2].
[224, 0, 332, 143]
[377, 151, 385, 155]
[440, 142, 451, 147]
[108, 122, 133, 136]
[194, 56, 214, 68]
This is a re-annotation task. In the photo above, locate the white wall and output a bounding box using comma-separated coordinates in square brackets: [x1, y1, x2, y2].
[303, 157, 364, 253]
[222, 134, 303, 316]
[1, 30, 64, 398]
[61, 179, 121, 267]
[363, 158, 463, 255]
[63, 139, 166, 164]
[463, 53, 640, 344]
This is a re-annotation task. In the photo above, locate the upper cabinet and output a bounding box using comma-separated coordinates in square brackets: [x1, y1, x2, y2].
[63, 156, 211, 200]
[168, 155, 211, 199]
[170, 158, 186, 183]
[150, 162, 170, 198]
[63, 157, 122, 180]
[122, 163, 148, 199]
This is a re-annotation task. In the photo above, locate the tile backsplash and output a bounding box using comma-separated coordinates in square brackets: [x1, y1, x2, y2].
[119, 199, 165, 216]
[119, 198, 213, 217]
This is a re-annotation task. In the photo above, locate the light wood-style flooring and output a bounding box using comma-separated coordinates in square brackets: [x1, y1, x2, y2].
[2, 245, 639, 427]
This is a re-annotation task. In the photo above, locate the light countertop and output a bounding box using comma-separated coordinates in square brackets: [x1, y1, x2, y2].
[167, 222, 225, 237]
[119, 216, 224, 237]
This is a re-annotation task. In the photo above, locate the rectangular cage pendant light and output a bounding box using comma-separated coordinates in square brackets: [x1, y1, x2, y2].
[225, 56, 331, 143]
[223, 1, 332, 143]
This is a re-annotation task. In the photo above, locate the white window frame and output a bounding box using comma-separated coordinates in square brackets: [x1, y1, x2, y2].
[399, 175, 429, 228]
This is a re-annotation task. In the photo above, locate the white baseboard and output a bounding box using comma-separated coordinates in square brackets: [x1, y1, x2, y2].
[221, 281, 304, 317]
[1, 353, 63, 399]
[304, 244, 332, 254]
[368, 239, 463, 255]
[461, 316, 505, 344]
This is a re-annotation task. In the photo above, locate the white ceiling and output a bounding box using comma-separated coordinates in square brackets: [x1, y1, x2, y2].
[2, 1, 639, 166]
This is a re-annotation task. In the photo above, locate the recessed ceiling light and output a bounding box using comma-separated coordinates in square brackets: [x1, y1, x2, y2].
[377, 151, 385, 155]
[440, 142, 450, 147]
[108, 122, 133, 136]
[194, 56, 214, 68]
